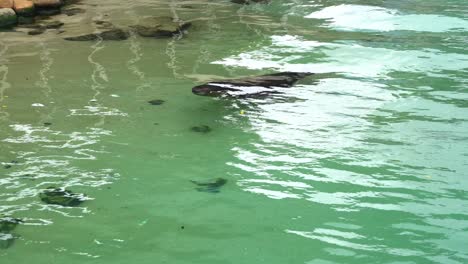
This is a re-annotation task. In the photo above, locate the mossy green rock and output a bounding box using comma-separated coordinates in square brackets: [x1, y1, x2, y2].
[39, 187, 85, 206]
[64, 28, 129, 41]
[0, 8, 17, 28]
[131, 16, 191, 38]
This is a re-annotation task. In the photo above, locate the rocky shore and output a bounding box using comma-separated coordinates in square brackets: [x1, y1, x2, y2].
[1, 0, 193, 40]
[1, 0, 265, 34]
[0, 0, 54, 28]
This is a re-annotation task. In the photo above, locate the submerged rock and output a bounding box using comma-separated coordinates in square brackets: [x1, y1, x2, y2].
[43, 20, 62, 28]
[131, 16, 191, 38]
[0, 216, 21, 250]
[148, 99, 165, 106]
[0, 233, 15, 249]
[191, 178, 227, 193]
[35, 7, 60, 16]
[27, 27, 44, 35]
[22, 20, 61, 34]
[61, 7, 84, 16]
[191, 125, 211, 133]
[0, 216, 22, 233]
[0, 8, 17, 28]
[17, 15, 35, 24]
[64, 28, 129, 41]
[39, 187, 86, 206]
[192, 72, 313, 98]
[94, 20, 113, 27]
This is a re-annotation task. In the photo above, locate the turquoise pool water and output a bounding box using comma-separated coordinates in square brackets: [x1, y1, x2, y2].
[1, 0, 468, 263]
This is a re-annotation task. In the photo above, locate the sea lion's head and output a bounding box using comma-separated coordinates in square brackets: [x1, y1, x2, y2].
[192, 83, 239, 97]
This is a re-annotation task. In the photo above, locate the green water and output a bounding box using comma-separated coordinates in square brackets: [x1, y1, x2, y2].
[1, 0, 468, 263]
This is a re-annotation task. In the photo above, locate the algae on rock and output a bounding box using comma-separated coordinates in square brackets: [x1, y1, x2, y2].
[39, 187, 86, 206]
[131, 16, 191, 38]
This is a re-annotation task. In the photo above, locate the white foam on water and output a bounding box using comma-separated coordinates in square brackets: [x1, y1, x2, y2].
[306, 5, 468, 32]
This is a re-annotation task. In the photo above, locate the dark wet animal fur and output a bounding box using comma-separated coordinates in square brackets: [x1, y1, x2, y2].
[192, 72, 313, 98]
[191, 125, 211, 133]
[191, 178, 227, 193]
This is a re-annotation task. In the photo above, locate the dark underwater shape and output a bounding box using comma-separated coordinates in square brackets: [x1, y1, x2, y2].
[36, 7, 61, 16]
[148, 99, 165, 105]
[28, 28, 45, 35]
[0, 233, 15, 249]
[43, 21, 64, 29]
[191, 178, 227, 193]
[192, 72, 314, 98]
[191, 125, 211, 133]
[131, 16, 192, 38]
[0, 217, 22, 233]
[62, 7, 85, 16]
[3, 160, 18, 169]
[64, 28, 129, 41]
[39, 187, 86, 206]
[0, 216, 21, 250]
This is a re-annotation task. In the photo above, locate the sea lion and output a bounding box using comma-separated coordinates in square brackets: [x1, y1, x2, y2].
[192, 72, 313, 98]
[191, 178, 227, 193]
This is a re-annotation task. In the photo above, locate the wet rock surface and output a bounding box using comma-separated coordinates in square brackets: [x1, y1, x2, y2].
[191, 178, 227, 193]
[0, 8, 17, 28]
[131, 16, 191, 38]
[20, 19, 62, 34]
[35, 6, 60, 15]
[20, 19, 60, 29]
[191, 125, 211, 133]
[32, 0, 62, 8]
[0, 0, 14, 8]
[192, 72, 313, 98]
[61, 6, 83, 16]
[17, 15, 34, 24]
[43, 20, 62, 28]
[13, 0, 35, 16]
[39, 187, 86, 206]
[27, 26, 43, 34]
[2, 0, 81, 31]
